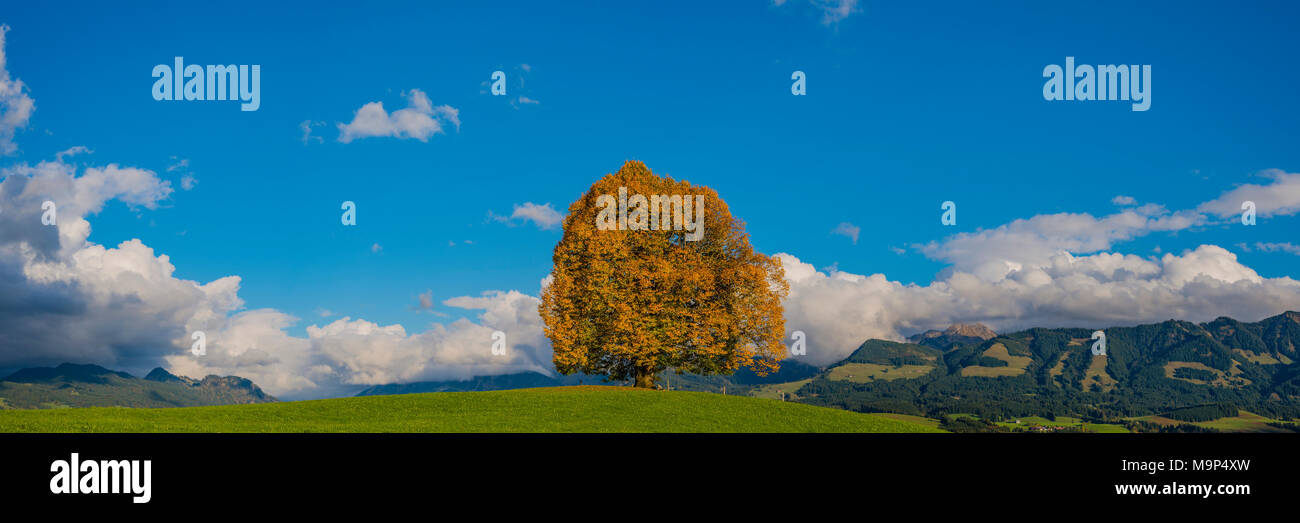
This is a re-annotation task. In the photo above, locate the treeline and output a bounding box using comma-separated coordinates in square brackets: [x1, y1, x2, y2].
[1172, 367, 1219, 382]
[1126, 420, 1219, 433]
[1161, 403, 1238, 422]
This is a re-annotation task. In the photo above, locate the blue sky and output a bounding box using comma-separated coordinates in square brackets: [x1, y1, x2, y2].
[1, 1, 1298, 396]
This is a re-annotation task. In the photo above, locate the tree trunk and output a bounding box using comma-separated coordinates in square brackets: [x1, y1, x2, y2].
[633, 367, 656, 388]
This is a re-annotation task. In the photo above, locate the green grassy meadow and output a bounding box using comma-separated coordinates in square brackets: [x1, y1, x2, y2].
[995, 415, 1131, 433]
[0, 386, 944, 433]
[826, 363, 934, 383]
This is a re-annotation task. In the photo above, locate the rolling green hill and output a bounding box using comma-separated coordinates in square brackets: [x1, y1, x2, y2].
[0, 386, 943, 433]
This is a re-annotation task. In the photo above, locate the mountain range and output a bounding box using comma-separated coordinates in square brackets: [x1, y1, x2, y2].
[0, 363, 276, 409]
[357, 311, 1300, 427]
[791, 311, 1300, 424]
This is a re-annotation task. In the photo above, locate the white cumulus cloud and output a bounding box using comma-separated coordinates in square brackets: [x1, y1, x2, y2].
[1197, 169, 1300, 219]
[337, 89, 460, 143]
[492, 202, 563, 230]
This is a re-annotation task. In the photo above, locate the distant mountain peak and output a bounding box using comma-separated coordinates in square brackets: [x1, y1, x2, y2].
[144, 367, 186, 384]
[145, 368, 275, 401]
[908, 323, 997, 349]
[943, 323, 997, 340]
[4, 362, 133, 383]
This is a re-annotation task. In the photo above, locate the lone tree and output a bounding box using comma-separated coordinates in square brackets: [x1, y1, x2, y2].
[540, 161, 788, 388]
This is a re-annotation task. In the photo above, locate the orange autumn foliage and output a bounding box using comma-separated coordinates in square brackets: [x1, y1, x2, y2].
[539, 161, 788, 388]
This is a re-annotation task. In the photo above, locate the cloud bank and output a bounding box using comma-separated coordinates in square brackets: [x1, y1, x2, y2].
[0, 154, 552, 399]
[777, 245, 1300, 367]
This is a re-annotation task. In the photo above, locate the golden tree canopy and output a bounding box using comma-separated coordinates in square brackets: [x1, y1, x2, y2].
[539, 161, 788, 388]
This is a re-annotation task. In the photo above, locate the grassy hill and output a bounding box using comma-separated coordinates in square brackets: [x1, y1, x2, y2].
[0, 386, 944, 433]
